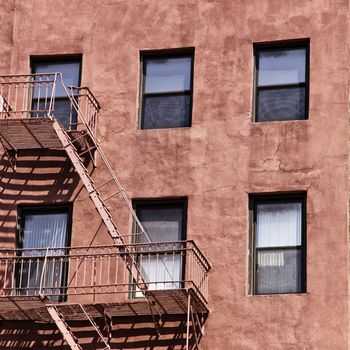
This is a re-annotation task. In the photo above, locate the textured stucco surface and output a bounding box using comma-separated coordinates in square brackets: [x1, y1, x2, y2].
[0, 0, 349, 349]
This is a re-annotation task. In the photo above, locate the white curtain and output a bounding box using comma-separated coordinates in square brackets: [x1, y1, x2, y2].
[23, 213, 68, 249]
[256, 202, 301, 248]
[20, 213, 68, 298]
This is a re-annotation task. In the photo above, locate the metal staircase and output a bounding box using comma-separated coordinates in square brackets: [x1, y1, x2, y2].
[51, 119, 148, 291]
[0, 72, 210, 350]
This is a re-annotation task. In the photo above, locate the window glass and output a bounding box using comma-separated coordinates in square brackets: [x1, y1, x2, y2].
[258, 48, 306, 86]
[22, 212, 69, 249]
[143, 94, 191, 129]
[257, 87, 306, 121]
[256, 203, 302, 248]
[33, 61, 80, 97]
[31, 59, 81, 129]
[137, 205, 183, 243]
[141, 52, 193, 129]
[18, 207, 71, 301]
[144, 57, 192, 93]
[256, 248, 301, 294]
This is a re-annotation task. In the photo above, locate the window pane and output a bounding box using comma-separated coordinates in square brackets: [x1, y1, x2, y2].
[22, 212, 68, 249]
[256, 248, 302, 294]
[140, 255, 181, 290]
[20, 210, 70, 301]
[32, 98, 77, 130]
[256, 202, 301, 248]
[33, 62, 81, 97]
[144, 57, 191, 93]
[258, 48, 306, 86]
[143, 94, 191, 129]
[137, 206, 183, 243]
[257, 87, 306, 121]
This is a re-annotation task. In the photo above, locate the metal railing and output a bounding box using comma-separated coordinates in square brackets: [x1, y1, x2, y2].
[0, 73, 100, 138]
[0, 73, 149, 244]
[0, 241, 210, 305]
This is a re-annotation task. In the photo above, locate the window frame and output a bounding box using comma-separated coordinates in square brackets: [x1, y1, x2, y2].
[131, 198, 188, 298]
[16, 203, 73, 301]
[249, 193, 307, 295]
[253, 40, 310, 122]
[139, 49, 195, 130]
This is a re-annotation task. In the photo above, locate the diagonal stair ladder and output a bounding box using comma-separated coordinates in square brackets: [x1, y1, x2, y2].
[47, 304, 110, 350]
[51, 119, 149, 291]
[47, 305, 83, 350]
[49, 77, 154, 293]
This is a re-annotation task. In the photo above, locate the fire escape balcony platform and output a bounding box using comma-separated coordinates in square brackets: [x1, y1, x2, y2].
[0, 289, 208, 322]
[0, 117, 92, 151]
[0, 242, 211, 322]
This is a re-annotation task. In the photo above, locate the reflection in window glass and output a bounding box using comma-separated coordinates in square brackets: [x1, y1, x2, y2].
[258, 49, 306, 86]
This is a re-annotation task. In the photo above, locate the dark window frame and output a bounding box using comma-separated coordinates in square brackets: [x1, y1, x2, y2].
[131, 198, 188, 298]
[16, 203, 73, 302]
[253, 40, 310, 122]
[249, 193, 307, 295]
[139, 49, 195, 130]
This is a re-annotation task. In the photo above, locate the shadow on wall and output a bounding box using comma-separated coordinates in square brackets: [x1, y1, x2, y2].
[0, 149, 85, 246]
[0, 314, 203, 349]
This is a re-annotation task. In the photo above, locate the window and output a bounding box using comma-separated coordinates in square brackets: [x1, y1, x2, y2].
[140, 51, 194, 129]
[17, 205, 72, 301]
[254, 42, 309, 122]
[133, 199, 187, 294]
[31, 57, 82, 129]
[249, 195, 306, 294]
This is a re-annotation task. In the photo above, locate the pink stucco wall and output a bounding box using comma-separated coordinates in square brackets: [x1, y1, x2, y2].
[0, 0, 349, 348]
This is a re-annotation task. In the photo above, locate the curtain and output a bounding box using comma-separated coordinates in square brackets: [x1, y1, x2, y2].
[20, 212, 68, 299]
[256, 202, 301, 247]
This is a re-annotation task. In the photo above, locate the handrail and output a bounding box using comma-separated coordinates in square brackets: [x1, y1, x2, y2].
[0, 241, 210, 304]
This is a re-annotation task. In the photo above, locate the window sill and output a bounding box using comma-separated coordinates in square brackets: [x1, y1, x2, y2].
[136, 126, 192, 131]
[251, 118, 308, 124]
[248, 292, 308, 297]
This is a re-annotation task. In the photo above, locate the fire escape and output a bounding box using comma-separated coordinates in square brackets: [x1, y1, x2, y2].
[0, 73, 211, 349]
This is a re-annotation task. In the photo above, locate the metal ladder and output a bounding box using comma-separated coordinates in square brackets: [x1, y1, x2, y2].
[47, 305, 83, 350]
[51, 119, 148, 290]
[47, 305, 110, 350]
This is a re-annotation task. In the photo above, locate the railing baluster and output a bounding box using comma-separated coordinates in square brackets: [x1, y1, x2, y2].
[4, 256, 8, 291]
[83, 254, 87, 293]
[44, 76, 49, 112]
[115, 248, 119, 293]
[107, 248, 111, 292]
[99, 252, 103, 293]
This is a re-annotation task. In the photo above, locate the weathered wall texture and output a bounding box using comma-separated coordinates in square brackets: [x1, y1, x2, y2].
[0, 0, 349, 349]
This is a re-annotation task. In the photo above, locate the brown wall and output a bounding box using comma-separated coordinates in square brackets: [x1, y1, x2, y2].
[0, 0, 349, 349]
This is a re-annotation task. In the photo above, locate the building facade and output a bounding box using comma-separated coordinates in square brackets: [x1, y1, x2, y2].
[0, 0, 349, 349]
